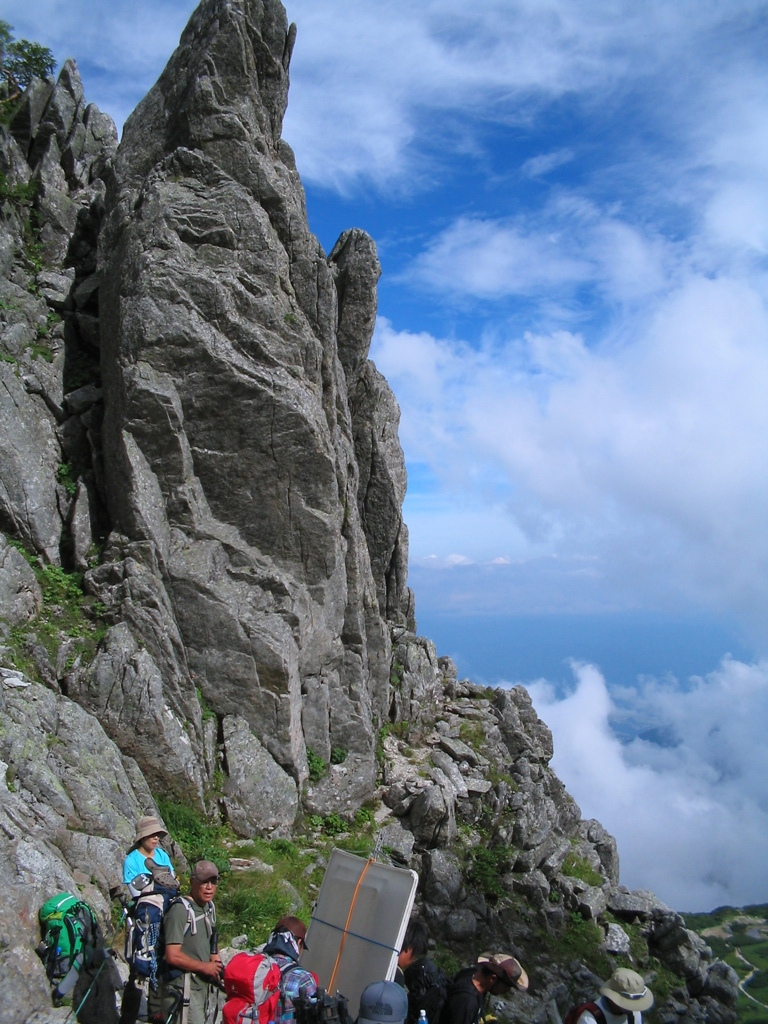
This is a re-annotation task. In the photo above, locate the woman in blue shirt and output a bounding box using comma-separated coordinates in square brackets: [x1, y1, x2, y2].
[122, 815, 175, 895]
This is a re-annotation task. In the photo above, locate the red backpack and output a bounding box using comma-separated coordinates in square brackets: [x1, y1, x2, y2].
[223, 952, 308, 1024]
[563, 1002, 607, 1024]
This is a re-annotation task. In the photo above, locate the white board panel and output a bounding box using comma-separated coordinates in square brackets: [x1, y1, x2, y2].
[300, 848, 418, 1017]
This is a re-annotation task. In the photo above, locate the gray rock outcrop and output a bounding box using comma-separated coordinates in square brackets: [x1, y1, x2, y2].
[0, 669, 170, 1024]
[87, 0, 409, 818]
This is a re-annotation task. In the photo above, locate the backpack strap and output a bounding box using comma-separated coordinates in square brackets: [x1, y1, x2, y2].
[278, 958, 301, 1020]
[173, 895, 215, 939]
[571, 1003, 606, 1024]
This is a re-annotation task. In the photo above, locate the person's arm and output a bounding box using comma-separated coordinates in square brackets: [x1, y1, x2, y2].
[298, 971, 318, 999]
[163, 943, 222, 980]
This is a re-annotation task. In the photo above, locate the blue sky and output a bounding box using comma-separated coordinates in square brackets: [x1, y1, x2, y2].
[8, 0, 768, 911]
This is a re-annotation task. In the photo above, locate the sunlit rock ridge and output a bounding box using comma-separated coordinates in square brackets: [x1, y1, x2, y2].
[0, 1, 739, 1021]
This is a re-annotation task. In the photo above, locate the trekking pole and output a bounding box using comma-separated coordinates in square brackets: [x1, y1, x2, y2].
[162, 987, 185, 1024]
[62, 897, 131, 1024]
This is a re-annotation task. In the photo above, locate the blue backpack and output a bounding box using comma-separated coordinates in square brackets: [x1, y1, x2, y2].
[125, 875, 188, 988]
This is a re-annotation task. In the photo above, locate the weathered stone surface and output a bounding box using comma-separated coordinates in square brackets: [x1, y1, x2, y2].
[36, 268, 75, 309]
[0, 671, 161, 1024]
[304, 754, 376, 817]
[377, 821, 415, 866]
[602, 922, 631, 955]
[431, 749, 469, 799]
[63, 382, 101, 415]
[509, 868, 551, 906]
[390, 633, 443, 731]
[0, 362, 62, 562]
[422, 848, 464, 906]
[445, 907, 477, 939]
[606, 885, 669, 919]
[70, 618, 206, 807]
[0, 533, 42, 628]
[464, 776, 492, 795]
[409, 783, 457, 849]
[539, 835, 572, 878]
[438, 734, 488, 767]
[579, 818, 620, 885]
[220, 715, 299, 834]
[495, 685, 554, 762]
[576, 884, 608, 920]
[92, 0, 408, 809]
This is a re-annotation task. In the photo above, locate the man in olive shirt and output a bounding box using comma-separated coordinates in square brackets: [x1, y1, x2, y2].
[148, 860, 223, 1024]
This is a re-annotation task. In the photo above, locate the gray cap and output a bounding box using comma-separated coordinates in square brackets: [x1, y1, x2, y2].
[358, 981, 408, 1024]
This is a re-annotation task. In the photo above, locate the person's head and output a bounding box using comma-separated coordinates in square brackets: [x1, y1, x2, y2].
[599, 969, 653, 1014]
[474, 953, 529, 996]
[264, 915, 310, 961]
[133, 815, 167, 854]
[357, 980, 408, 1024]
[190, 860, 219, 905]
[398, 918, 429, 969]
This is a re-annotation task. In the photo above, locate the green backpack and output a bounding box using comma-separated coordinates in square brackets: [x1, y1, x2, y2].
[37, 893, 99, 1002]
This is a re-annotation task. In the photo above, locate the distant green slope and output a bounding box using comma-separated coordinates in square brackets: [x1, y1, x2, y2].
[684, 905, 768, 1023]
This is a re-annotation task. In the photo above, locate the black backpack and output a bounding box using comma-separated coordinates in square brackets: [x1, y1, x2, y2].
[404, 957, 450, 1024]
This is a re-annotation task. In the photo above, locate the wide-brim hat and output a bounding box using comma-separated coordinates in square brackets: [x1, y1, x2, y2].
[134, 815, 167, 845]
[477, 952, 529, 992]
[600, 968, 653, 1012]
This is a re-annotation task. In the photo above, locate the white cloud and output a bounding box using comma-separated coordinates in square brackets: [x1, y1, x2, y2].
[403, 195, 688, 310]
[406, 216, 594, 299]
[373, 258, 768, 638]
[525, 658, 768, 910]
[522, 149, 575, 178]
[279, 0, 767, 192]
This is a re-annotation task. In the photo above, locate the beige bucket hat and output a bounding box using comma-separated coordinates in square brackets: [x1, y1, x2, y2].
[600, 968, 654, 1011]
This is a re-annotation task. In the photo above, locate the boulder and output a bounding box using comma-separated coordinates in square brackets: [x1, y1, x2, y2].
[0, 534, 42, 628]
[220, 715, 299, 834]
[409, 783, 457, 848]
[422, 848, 464, 906]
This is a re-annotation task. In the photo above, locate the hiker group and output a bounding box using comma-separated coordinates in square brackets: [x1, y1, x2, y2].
[35, 813, 654, 1024]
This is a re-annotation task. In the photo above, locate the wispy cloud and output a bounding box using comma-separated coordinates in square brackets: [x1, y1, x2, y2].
[404, 202, 678, 308]
[280, 0, 768, 192]
[521, 148, 575, 178]
[525, 658, 768, 911]
[373, 259, 768, 638]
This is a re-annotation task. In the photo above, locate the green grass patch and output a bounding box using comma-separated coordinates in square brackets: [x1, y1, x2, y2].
[467, 845, 512, 903]
[0, 173, 37, 209]
[459, 720, 484, 752]
[214, 836, 317, 946]
[561, 851, 603, 887]
[390, 659, 405, 689]
[156, 799, 230, 875]
[306, 747, 327, 783]
[548, 912, 613, 980]
[3, 542, 107, 681]
[56, 462, 77, 496]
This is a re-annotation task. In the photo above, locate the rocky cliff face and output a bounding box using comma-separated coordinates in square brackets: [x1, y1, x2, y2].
[87, 0, 413, 822]
[0, 2, 739, 1023]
